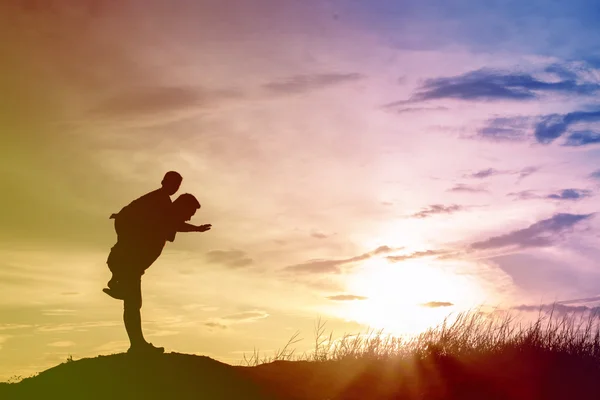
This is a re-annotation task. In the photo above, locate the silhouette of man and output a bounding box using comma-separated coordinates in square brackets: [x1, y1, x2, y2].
[105, 173, 211, 354]
[106, 171, 183, 291]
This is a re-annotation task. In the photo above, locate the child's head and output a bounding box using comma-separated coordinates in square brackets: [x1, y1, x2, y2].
[161, 171, 183, 195]
[173, 193, 201, 221]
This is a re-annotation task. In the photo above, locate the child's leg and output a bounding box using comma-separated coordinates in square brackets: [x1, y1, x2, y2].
[107, 273, 118, 289]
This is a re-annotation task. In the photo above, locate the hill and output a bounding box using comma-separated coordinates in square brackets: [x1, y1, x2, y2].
[2, 347, 600, 400]
[4, 311, 600, 399]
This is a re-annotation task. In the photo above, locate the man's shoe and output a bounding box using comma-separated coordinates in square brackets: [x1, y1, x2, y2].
[102, 287, 124, 300]
[127, 342, 164, 355]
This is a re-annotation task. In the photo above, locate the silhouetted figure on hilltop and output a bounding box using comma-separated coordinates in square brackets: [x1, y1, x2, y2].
[104, 172, 211, 354]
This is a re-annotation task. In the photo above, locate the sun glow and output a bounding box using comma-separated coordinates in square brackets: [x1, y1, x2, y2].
[341, 257, 487, 336]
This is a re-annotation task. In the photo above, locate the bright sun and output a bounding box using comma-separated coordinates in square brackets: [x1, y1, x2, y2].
[339, 257, 487, 336]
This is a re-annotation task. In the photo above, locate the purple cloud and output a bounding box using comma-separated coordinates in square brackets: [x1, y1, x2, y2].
[400, 69, 600, 103]
[284, 246, 399, 274]
[535, 110, 600, 144]
[411, 204, 464, 219]
[447, 184, 488, 193]
[563, 130, 600, 146]
[546, 189, 592, 200]
[470, 213, 594, 250]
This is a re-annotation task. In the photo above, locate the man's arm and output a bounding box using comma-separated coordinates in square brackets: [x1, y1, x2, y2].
[177, 222, 212, 232]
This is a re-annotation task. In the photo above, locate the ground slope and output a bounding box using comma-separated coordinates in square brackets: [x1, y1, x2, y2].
[3, 348, 600, 399]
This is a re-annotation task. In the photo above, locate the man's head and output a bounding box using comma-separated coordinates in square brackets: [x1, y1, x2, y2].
[161, 171, 183, 195]
[173, 193, 201, 221]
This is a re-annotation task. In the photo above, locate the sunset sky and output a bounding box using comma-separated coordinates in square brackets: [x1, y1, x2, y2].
[2, 0, 600, 380]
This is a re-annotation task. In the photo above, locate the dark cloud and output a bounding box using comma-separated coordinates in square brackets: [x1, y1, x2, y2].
[206, 250, 253, 269]
[563, 130, 600, 146]
[311, 231, 330, 239]
[544, 63, 580, 81]
[468, 168, 501, 179]
[470, 213, 594, 250]
[447, 184, 488, 193]
[387, 250, 446, 262]
[327, 295, 368, 301]
[283, 246, 399, 274]
[204, 322, 227, 330]
[94, 86, 240, 117]
[466, 166, 538, 181]
[546, 189, 592, 200]
[558, 296, 600, 305]
[477, 116, 533, 141]
[513, 303, 600, 316]
[534, 110, 600, 144]
[591, 170, 600, 180]
[398, 69, 600, 103]
[421, 301, 454, 308]
[264, 73, 364, 94]
[410, 204, 464, 219]
[508, 189, 591, 201]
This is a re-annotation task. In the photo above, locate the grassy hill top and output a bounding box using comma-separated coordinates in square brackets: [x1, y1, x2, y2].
[3, 311, 600, 399]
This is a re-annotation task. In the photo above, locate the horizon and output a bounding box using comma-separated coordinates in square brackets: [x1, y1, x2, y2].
[2, 0, 600, 380]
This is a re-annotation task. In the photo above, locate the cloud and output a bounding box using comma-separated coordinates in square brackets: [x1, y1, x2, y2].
[513, 303, 600, 316]
[470, 213, 594, 250]
[283, 245, 399, 274]
[327, 294, 368, 301]
[507, 190, 540, 200]
[0, 324, 33, 331]
[421, 301, 454, 308]
[399, 69, 600, 103]
[205, 250, 253, 269]
[466, 166, 539, 182]
[47, 341, 75, 348]
[311, 231, 330, 239]
[221, 311, 269, 322]
[563, 130, 600, 146]
[468, 168, 502, 179]
[544, 63, 580, 81]
[410, 204, 464, 219]
[508, 189, 592, 201]
[557, 295, 600, 305]
[518, 166, 539, 180]
[546, 189, 592, 200]
[591, 170, 600, 180]
[93, 85, 240, 117]
[387, 106, 449, 114]
[264, 73, 364, 94]
[534, 110, 600, 144]
[204, 322, 227, 330]
[386, 249, 446, 262]
[36, 321, 119, 333]
[42, 309, 76, 316]
[447, 184, 488, 193]
[205, 310, 269, 329]
[477, 116, 533, 142]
